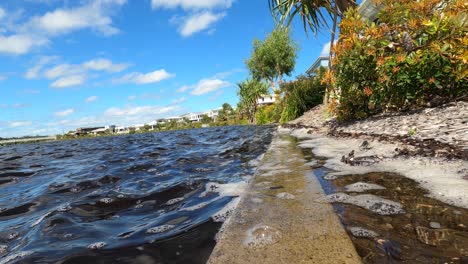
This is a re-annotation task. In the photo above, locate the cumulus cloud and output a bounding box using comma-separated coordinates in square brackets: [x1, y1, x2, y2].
[114, 69, 175, 84]
[151, 0, 233, 10]
[0, 0, 126, 55]
[128, 95, 137, 101]
[85, 95, 98, 103]
[152, 0, 232, 37]
[25, 57, 128, 87]
[51, 75, 86, 88]
[191, 78, 230, 95]
[9, 121, 33, 128]
[54, 108, 75, 117]
[179, 11, 225, 37]
[0, 75, 6, 81]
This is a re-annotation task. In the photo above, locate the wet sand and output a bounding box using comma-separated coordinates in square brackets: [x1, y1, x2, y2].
[208, 132, 361, 263]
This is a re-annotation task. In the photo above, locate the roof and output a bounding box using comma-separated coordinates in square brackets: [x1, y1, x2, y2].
[358, 0, 381, 21]
[306, 56, 329, 75]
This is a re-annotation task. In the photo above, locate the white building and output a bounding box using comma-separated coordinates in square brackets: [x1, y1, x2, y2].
[257, 95, 276, 106]
[306, 56, 329, 75]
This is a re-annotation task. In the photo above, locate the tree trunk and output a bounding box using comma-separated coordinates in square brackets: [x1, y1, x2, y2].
[323, 5, 339, 105]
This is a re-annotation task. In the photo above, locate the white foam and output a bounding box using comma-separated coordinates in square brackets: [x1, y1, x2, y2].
[0, 245, 7, 254]
[99, 198, 113, 204]
[200, 181, 248, 198]
[0, 251, 33, 264]
[180, 199, 217, 212]
[212, 197, 241, 222]
[276, 192, 295, 200]
[30, 212, 52, 227]
[344, 182, 386, 193]
[323, 193, 405, 215]
[291, 131, 468, 209]
[166, 197, 184, 205]
[87, 242, 106, 250]
[244, 224, 282, 248]
[146, 224, 175, 234]
[348, 227, 379, 238]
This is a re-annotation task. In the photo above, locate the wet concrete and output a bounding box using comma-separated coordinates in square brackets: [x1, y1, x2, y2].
[208, 132, 361, 263]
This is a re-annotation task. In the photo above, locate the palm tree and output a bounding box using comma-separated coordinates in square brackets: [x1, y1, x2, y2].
[237, 79, 269, 123]
[268, 0, 357, 102]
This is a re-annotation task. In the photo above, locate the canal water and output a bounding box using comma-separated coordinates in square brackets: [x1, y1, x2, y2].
[0, 126, 274, 263]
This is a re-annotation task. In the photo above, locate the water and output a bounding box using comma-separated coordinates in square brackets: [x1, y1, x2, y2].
[300, 146, 468, 263]
[0, 126, 274, 263]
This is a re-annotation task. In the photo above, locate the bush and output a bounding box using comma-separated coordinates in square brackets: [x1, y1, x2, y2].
[328, 0, 467, 120]
[279, 70, 326, 123]
[256, 104, 283, 124]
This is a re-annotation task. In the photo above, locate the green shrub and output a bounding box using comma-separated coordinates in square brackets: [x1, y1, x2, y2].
[329, 0, 467, 120]
[279, 70, 326, 123]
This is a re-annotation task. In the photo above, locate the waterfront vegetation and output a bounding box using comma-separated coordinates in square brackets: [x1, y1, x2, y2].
[238, 0, 467, 125]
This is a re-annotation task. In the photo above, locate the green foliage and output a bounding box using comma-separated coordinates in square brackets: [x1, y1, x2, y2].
[255, 104, 282, 125]
[268, 0, 356, 34]
[279, 71, 326, 123]
[237, 79, 269, 123]
[201, 114, 212, 124]
[246, 28, 298, 92]
[330, 0, 467, 120]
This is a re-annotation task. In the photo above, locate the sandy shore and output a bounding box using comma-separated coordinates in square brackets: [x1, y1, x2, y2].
[283, 102, 468, 209]
[287, 101, 467, 160]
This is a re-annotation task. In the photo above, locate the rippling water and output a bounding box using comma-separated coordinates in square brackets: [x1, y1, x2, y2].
[0, 126, 274, 263]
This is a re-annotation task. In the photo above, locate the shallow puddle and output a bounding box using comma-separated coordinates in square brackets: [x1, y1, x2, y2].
[300, 147, 468, 263]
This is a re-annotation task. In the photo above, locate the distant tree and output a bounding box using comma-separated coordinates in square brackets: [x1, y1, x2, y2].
[143, 124, 151, 131]
[201, 114, 212, 124]
[218, 103, 234, 123]
[237, 79, 269, 123]
[246, 28, 298, 93]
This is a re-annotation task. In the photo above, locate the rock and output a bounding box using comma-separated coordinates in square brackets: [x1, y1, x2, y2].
[429, 222, 441, 229]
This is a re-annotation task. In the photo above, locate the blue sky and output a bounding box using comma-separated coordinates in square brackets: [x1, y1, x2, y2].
[0, 0, 331, 137]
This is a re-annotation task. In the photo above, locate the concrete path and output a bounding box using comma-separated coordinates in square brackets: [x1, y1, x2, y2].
[208, 132, 361, 264]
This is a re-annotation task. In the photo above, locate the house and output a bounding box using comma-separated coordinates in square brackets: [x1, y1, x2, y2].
[306, 56, 329, 75]
[358, 0, 380, 22]
[115, 126, 129, 134]
[203, 109, 220, 121]
[76, 126, 104, 136]
[257, 95, 276, 106]
[91, 127, 108, 135]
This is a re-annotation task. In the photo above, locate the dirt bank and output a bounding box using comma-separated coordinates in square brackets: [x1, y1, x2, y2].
[286, 101, 467, 160]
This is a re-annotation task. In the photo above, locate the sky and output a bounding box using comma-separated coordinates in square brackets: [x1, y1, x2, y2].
[0, 0, 332, 137]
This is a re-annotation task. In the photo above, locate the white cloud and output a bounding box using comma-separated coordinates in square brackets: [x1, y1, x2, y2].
[0, 75, 6, 81]
[191, 78, 230, 95]
[26, 57, 128, 87]
[24, 56, 58, 79]
[0, 1, 126, 55]
[51, 75, 86, 88]
[0, 8, 6, 20]
[128, 95, 137, 100]
[104, 105, 179, 117]
[83, 58, 129, 72]
[151, 0, 233, 10]
[179, 11, 225, 37]
[85, 95, 98, 103]
[320, 42, 331, 57]
[9, 121, 32, 128]
[54, 108, 75, 117]
[0, 34, 47, 55]
[115, 69, 175, 84]
[177, 85, 190, 93]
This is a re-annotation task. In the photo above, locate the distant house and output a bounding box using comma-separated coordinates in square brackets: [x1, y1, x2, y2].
[358, 0, 380, 22]
[115, 126, 129, 134]
[306, 56, 329, 75]
[257, 95, 276, 106]
[76, 127, 104, 136]
[91, 127, 108, 135]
